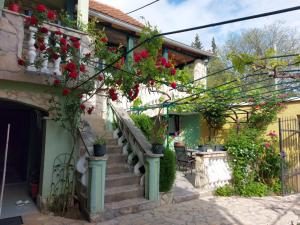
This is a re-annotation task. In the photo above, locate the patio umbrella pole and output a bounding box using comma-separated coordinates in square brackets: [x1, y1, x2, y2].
[0, 124, 11, 217]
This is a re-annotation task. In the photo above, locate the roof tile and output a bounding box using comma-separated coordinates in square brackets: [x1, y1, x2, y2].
[89, 1, 144, 28]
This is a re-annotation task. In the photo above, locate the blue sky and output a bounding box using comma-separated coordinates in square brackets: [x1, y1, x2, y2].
[98, 0, 300, 51]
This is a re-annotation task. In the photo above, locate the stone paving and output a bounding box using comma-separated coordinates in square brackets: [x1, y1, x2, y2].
[23, 193, 300, 225]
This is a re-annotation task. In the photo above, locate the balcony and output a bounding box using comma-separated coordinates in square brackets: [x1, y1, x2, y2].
[0, 9, 89, 85]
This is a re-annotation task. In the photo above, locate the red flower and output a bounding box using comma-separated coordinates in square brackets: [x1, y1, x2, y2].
[149, 80, 155, 86]
[170, 68, 176, 76]
[65, 62, 76, 72]
[70, 36, 78, 42]
[255, 105, 261, 110]
[111, 94, 118, 101]
[100, 37, 108, 43]
[170, 82, 177, 89]
[87, 106, 94, 114]
[267, 131, 277, 137]
[165, 62, 172, 68]
[60, 45, 68, 54]
[8, 3, 20, 13]
[60, 37, 67, 46]
[140, 50, 149, 58]
[47, 10, 56, 20]
[53, 79, 61, 85]
[62, 88, 71, 96]
[134, 53, 141, 63]
[79, 64, 86, 72]
[36, 4, 47, 12]
[73, 41, 80, 49]
[264, 142, 271, 149]
[160, 57, 167, 66]
[52, 53, 59, 60]
[84, 52, 91, 58]
[17, 58, 25, 66]
[55, 30, 62, 35]
[80, 104, 86, 110]
[39, 27, 48, 34]
[39, 43, 46, 51]
[25, 16, 38, 26]
[98, 74, 104, 81]
[69, 71, 78, 79]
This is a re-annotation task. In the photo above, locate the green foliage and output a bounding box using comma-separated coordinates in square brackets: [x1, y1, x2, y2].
[130, 114, 153, 140]
[238, 182, 269, 197]
[215, 185, 235, 196]
[225, 128, 283, 197]
[133, 98, 142, 107]
[191, 33, 203, 50]
[94, 137, 106, 145]
[159, 148, 176, 192]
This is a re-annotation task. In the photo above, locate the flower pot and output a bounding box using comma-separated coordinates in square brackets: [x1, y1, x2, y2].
[174, 141, 185, 148]
[29, 182, 39, 200]
[152, 144, 164, 154]
[198, 145, 214, 152]
[93, 144, 106, 157]
[214, 145, 225, 151]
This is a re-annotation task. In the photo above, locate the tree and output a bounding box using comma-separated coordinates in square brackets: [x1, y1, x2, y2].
[191, 33, 204, 50]
[211, 37, 217, 53]
[224, 22, 300, 56]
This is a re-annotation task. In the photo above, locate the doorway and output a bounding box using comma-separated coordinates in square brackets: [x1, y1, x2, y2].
[0, 100, 47, 218]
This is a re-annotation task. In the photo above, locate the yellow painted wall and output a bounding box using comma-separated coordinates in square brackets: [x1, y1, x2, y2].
[200, 100, 300, 144]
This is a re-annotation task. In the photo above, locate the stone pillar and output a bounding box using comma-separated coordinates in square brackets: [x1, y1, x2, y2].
[106, 103, 113, 132]
[77, 0, 89, 25]
[145, 155, 161, 201]
[193, 59, 207, 88]
[0, 0, 4, 17]
[87, 156, 107, 218]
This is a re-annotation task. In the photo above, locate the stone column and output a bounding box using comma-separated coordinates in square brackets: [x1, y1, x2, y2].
[145, 155, 161, 201]
[193, 59, 207, 88]
[77, 0, 89, 25]
[0, 0, 4, 17]
[87, 156, 108, 219]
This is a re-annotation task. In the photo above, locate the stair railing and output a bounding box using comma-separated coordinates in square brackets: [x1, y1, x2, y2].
[107, 101, 162, 201]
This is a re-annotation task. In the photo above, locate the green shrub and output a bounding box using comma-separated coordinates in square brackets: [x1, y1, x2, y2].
[215, 185, 235, 196]
[239, 182, 268, 197]
[159, 148, 176, 192]
[130, 114, 153, 140]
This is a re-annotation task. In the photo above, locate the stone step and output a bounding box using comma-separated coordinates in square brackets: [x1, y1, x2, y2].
[106, 145, 122, 154]
[107, 153, 127, 164]
[104, 198, 158, 220]
[106, 163, 130, 175]
[106, 138, 117, 145]
[105, 185, 144, 203]
[106, 172, 140, 188]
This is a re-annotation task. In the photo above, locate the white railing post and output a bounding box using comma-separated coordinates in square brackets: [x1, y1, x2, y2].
[27, 26, 37, 72]
[53, 33, 62, 76]
[41, 31, 50, 74]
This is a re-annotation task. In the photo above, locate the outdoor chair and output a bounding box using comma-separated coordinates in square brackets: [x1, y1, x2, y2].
[174, 146, 195, 174]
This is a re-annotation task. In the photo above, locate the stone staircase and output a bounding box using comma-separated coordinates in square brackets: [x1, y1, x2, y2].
[81, 116, 158, 221]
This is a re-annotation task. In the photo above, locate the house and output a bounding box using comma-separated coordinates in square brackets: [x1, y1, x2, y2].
[0, 0, 212, 221]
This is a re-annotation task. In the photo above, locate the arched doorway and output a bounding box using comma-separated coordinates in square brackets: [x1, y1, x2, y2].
[0, 99, 48, 218]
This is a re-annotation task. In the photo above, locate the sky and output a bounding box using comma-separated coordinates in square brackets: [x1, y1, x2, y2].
[97, 0, 300, 51]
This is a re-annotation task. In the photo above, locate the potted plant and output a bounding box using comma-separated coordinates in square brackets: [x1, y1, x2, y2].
[150, 116, 167, 154]
[29, 171, 39, 201]
[93, 136, 106, 157]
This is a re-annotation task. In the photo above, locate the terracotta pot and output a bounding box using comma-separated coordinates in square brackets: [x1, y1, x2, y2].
[174, 141, 185, 147]
[30, 182, 39, 200]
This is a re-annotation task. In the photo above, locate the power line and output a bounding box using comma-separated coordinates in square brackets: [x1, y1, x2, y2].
[126, 0, 160, 14]
[74, 5, 300, 90]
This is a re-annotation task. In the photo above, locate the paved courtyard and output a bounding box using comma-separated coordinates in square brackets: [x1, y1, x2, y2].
[23, 193, 300, 225]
